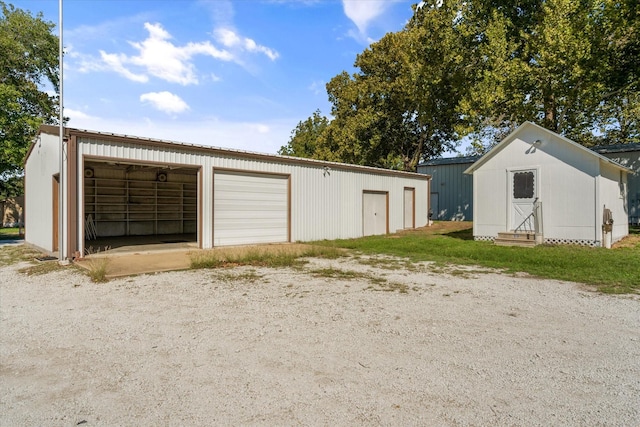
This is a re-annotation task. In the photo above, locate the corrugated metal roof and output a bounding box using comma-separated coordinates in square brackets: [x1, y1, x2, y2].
[591, 143, 640, 154]
[419, 155, 480, 166]
[36, 125, 429, 180]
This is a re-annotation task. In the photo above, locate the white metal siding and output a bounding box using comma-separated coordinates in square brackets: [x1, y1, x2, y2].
[73, 136, 429, 252]
[598, 162, 629, 243]
[473, 168, 507, 238]
[24, 133, 60, 251]
[213, 171, 288, 246]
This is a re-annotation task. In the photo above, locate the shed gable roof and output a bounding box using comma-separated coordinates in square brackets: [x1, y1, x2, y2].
[463, 121, 631, 174]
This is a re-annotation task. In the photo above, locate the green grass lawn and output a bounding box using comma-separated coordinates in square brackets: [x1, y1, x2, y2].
[320, 224, 640, 294]
[0, 227, 23, 241]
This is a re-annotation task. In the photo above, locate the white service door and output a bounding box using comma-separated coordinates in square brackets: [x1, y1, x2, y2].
[404, 188, 415, 229]
[214, 171, 288, 246]
[363, 191, 387, 236]
[510, 169, 537, 230]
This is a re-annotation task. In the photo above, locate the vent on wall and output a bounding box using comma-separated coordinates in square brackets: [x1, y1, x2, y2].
[157, 172, 168, 182]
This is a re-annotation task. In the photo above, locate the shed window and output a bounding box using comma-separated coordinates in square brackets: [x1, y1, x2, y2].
[513, 172, 534, 199]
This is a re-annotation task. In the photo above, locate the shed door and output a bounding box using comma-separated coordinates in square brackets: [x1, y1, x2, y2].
[404, 188, 415, 229]
[363, 191, 388, 236]
[214, 171, 289, 246]
[52, 175, 59, 251]
[510, 169, 537, 230]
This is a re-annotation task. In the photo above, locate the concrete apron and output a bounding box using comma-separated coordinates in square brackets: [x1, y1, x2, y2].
[75, 248, 195, 279]
[75, 242, 318, 279]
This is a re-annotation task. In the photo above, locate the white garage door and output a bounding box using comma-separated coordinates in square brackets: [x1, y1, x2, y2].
[214, 171, 289, 246]
[363, 191, 388, 236]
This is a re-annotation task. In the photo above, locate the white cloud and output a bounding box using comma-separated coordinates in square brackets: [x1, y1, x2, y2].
[253, 124, 270, 134]
[63, 114, 296, 155]
[208, 73, 222, 82]
[96, 22, 233, 85]
[215, 28, 279, 61]
[91, 22, 278, 84]
[342, 0, 400, 40]
[99, 51, 149, 83]
[266, 0, 321, 4]
[308, 80, 325, 96]
[342, 0, 386, 33]
[216, 27, 241, 47]
[140, 91, 190, 114]
[65, 108, 97, 121]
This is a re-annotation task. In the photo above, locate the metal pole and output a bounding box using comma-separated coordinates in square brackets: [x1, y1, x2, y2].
[58, 0, 65, 261]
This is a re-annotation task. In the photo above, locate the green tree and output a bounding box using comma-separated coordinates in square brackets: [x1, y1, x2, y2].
[1, 1, 59, 180]
[0, 173, 22, 199]
[278, 109, 329, 158]
[286, 0, 638, 164]
[462, 0, 639, 150]
[601, 0, 639, 94]
[593, 0, 640, 144]
[314, 1, 470, 171]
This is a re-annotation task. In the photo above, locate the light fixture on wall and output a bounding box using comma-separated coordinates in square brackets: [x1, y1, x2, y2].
[157, 172, 168, 182]
[84, 167, 94, 178]
[526, 138, 543, 154]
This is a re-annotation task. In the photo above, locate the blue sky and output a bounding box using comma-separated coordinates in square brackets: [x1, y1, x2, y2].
[14, 0, 421, 154]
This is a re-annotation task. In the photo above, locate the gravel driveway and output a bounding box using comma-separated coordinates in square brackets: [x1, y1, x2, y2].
[1, 255, 638, 426]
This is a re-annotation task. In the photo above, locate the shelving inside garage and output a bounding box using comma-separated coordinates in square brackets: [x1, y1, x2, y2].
[84, 163, 197, 238]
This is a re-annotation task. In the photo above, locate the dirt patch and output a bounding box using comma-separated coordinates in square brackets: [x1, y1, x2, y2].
[613, 231, 640, 248]
[1, 255, 638, 426]
[398, 220, 473, 236]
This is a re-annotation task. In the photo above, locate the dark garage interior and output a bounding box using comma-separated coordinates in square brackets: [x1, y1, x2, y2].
[83, 160, 199, 253]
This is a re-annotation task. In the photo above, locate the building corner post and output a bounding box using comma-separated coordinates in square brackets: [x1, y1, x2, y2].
[58, 0, 68, 263]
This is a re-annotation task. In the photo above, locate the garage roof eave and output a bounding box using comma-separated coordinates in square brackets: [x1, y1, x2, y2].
[38, 125, 431, 180]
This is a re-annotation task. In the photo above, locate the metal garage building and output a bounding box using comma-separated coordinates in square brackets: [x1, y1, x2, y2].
[24, 126, 431, 259]
[418, 156, 478, 221]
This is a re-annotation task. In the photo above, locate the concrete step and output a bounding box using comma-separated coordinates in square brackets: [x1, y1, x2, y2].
[494, 232, 540, 247]
[497, 232, 536, 241]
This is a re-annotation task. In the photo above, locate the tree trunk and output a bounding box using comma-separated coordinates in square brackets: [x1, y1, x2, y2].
[406, 134, 426, 172]
[543, 90, 557, 131]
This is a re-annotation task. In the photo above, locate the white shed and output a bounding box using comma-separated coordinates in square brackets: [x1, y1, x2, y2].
[464, 122, 630, 247]
[24, 126, 430, 259]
